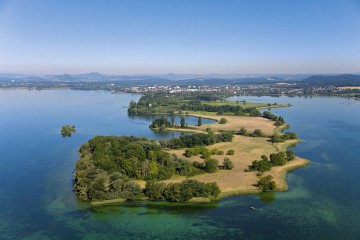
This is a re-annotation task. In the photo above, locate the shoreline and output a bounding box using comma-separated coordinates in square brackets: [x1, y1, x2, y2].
[90, 113, 310, 206]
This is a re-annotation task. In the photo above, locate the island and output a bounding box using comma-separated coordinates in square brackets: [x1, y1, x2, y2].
[61, 125, 76, 137]
[74, 93, 309, 204]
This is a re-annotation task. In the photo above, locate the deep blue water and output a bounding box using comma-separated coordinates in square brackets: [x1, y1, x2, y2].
[0, 90, 360, 239]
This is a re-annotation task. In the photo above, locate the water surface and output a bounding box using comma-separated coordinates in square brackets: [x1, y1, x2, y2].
[1, 90, 360, 239]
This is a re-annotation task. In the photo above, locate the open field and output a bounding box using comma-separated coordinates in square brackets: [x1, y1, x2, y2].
[190, 113, 277, 136]
[339, 86, 360, 90]
[166, 135, 309, 196]
[201, 99, 288, 109]
[163, 114, 310, 196]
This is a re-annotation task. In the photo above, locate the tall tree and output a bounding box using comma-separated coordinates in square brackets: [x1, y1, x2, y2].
[180, 116, 186, 128]
[198, 117, 202, 126]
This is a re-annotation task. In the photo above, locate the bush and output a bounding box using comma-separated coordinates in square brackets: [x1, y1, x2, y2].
[223, 158, 234, 170]
[217, 150, 224, 155]
[270, 152, 286, 166]
[210, 148, 218, 155]
[286, 150, 295, 161]
[248, 159, 272, 172]
[226, 150, 235, 155]
[219, 118, 228, 124]
[144, 181, 166, 200]
[163, 180, 221, 202]
[252, 129, 264, 137]
[238, 127, 248, 136]
[204, 158, 219, 173]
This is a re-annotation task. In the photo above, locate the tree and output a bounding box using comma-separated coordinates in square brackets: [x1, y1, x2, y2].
[198, 117, 202, 126]
[226, 150, 235, 155]
[248, 159, 272, 172]
[217, 150, 224, 155]
[61, 125, 76, 137]
[223, 157, 234, 170]
[204, 158, 219, 173]
[239, 127, 247, 136]
[270, 133, 283, 143]
[219, 118, 227, 124]
[270, 152, 286, 166]
[252, 129, 263, 137]
[257, 175, 276, 192]
[171, 116, 175, 127]
[144, 181, 166, 200]
[286, 150, 295, 161]
[180, 116, 186, 128]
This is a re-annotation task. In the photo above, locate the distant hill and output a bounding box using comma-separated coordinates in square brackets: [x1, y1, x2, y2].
[301, 74, 360, 86]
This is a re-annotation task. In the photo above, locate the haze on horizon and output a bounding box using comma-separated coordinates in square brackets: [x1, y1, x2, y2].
[0, 0, 359, 75]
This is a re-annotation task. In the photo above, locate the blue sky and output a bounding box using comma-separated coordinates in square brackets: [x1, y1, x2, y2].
[0, 0, 359, 74]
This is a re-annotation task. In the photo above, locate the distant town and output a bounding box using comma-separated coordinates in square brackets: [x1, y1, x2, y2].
[0, 73, 359, 99]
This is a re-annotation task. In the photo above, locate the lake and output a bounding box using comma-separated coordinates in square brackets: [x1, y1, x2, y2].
[1, 90, 360, 239]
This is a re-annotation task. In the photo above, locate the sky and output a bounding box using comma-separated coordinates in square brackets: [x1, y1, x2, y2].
[0, 0, 359, 75]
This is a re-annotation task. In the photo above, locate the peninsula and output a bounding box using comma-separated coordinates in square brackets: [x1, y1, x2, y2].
[74, 93, 309, 204]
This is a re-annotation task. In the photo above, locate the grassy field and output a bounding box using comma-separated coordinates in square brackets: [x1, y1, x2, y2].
[339, 86, 360, 90]
[163, 113, 310, 196]
[190, 113, 277, 136]
[201, 99, 289, 109]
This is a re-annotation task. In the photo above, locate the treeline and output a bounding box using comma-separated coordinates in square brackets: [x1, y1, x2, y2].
[184, 146, 234, 171]
[159, 132, 233, 149]
[262, 111, 285, 127]
[144, 179, 221, 202]
[247, 150, 295, 172]
[237, 127, 265, 137]
[270, 132, 298, 143]
[128, 93, 261, 116]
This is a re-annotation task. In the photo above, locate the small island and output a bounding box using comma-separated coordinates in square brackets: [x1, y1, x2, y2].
[74, 93, 309, 204]
[61, 125, 76, 137]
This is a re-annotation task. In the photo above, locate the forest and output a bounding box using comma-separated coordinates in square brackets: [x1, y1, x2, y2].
[128, 93, 262, 116]
[74, 133, 231, 202]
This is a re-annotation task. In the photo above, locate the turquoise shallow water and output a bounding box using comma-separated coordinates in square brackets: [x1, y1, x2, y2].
[0, 90, 360, 239]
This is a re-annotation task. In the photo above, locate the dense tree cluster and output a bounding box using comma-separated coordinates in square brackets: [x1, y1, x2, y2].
[149, 116, 172, 130]
[74, 132, 234, 202]
[257, 175, 276, 192]
[184, 146, 222, 158]
[270, 132, 298, 143]
[160, 132, 233, 149]
[247, 151, 296, 172]
[262, 111, 286, 127]
[128, 93, 262, 116]
[74, 136, 211, 202]
[237, 127, 265, 138]
[144, 179, 221, 202]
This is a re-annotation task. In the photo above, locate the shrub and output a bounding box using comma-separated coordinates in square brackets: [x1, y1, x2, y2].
[223, 158, 234, 170]
[286, 150, 295, 161]
[144, 181, 166, 200]
[219, 118, 228, 124]
[257, 175, 276, 192]
[238, 127, 248, 136]
[248, 159, 272, 172]
[252, 129, 264, 137]
[217, 150, 224, 155]
[204, 158, 219, 173]
[226, 150, 235, 155]
[270, 152, 287, 166]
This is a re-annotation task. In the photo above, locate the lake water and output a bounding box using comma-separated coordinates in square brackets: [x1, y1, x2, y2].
[0, 90, 360, 239]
